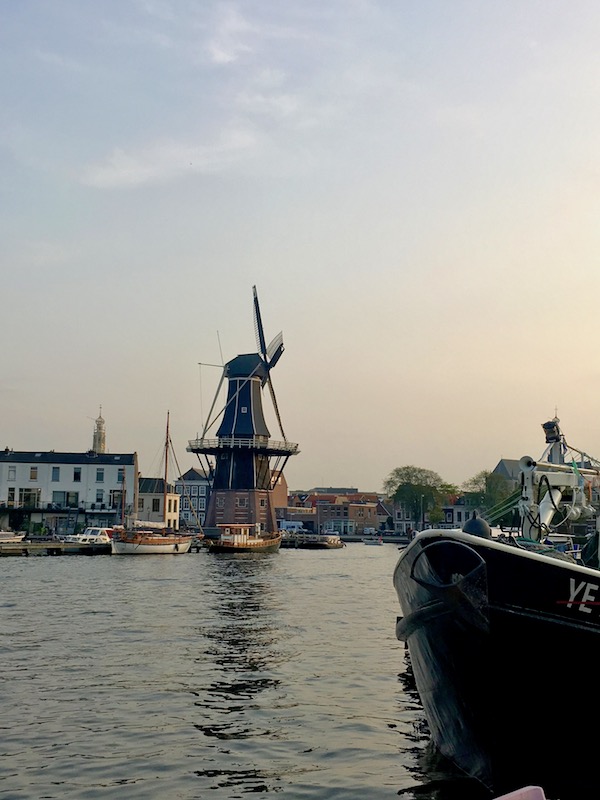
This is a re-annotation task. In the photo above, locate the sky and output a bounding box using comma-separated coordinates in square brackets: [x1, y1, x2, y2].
[3, 0, 600, 492]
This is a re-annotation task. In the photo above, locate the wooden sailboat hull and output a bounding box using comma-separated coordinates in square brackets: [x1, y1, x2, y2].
[111, 533, 192, 555]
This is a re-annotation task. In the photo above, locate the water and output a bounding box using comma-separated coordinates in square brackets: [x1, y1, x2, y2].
[0, 545, 486, 799]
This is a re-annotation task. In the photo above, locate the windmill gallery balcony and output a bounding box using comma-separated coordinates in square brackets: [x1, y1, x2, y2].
[187, 436, 299, 457]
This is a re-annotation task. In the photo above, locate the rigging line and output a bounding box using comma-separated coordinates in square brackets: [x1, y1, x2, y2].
[198, 364, 204, 433]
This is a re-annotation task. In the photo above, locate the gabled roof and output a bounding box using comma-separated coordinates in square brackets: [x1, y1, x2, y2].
[177, 467, 210, 482]
[139, 477, 176, 494]
[492, 458, 521, 481]
[0, 449, 136, 465]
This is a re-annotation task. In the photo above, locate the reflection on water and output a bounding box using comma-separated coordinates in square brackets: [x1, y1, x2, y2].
[0, 546, 497, 799]
[190, 553, 290, 794]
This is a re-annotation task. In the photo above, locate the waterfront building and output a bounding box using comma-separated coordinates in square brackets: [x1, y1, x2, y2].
[0, 448, 138, 535]
[138, 477, 180, 530]
[174, 468, 210, 529]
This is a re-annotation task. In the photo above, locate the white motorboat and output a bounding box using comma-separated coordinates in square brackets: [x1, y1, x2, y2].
[0, 531, 27, 543]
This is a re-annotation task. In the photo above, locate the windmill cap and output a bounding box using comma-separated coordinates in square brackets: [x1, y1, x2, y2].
[225, 353, 268, 380]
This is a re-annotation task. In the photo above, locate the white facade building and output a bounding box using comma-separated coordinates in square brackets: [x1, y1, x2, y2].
[0, 449, 138, 534]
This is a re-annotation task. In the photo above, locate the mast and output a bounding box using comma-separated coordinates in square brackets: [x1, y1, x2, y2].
[164, 411, 169, 528]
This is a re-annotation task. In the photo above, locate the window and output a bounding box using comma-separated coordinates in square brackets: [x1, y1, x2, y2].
[199, 485, 206, 496]
[183, 497, 190, 510]
[152, 498, 160, 513]
[19, 488, 41, 506]
[117, 468, 124, 482]
[138, 498, 144, 511]
[241, 406, 247, 413]
[168, 499, 172, 513]
[191, 485, 198, 496]
[51, 467, 60, 482]
[8, 466, 16, 481]
[260, 498, 266, 508]
[175, 484, 183, 494]
[7, 487, 15, 506]
[198, 498, 205, 511]
[216, 496, 225, 509]
[96, 468, 104, 483]
[30, 467, 38, 481]
[96, 490, 104, 503]
[236, 497, 248, 508]
[73, 468, 81, 482]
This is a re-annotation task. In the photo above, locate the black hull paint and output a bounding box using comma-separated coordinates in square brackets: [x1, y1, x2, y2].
[206, 537, 282, 554]
[393, 530, 600, 796]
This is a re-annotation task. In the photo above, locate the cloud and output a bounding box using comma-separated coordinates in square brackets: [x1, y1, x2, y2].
[81, 128, 258, 188]
[206, 5, 257, 64]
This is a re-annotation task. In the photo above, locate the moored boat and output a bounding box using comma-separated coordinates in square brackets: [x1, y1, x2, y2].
[206, 523, 282, 553]
[110, 412, 196, 556]
[393, 417, 600, 797]
[111, 524, 192, 554]
[0, 531, 27, 543]
[62, 527, 113, 545]
[280, 531, 344, 549]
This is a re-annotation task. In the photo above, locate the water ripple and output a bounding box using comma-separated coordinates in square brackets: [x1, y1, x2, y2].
[0, 546, 479, 798]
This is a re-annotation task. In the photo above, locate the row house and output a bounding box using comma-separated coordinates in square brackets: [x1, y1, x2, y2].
[285, 489, 383, 534]
[0, 449, 138, 535]
[138, 478, 180, 530]
[174, 468, 210, 529]
[318, 498, 379, 534]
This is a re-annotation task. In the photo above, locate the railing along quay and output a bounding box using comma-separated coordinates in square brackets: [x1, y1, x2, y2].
[187, 436, 299, 455]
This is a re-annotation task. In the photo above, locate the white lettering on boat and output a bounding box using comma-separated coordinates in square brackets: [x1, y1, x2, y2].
[567, 579, 599, 612]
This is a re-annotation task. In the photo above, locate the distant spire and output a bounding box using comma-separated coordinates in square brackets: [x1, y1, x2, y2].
[93, 406, 106, 453]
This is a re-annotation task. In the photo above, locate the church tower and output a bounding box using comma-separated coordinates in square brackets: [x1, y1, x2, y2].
[93, 407, 106, 454]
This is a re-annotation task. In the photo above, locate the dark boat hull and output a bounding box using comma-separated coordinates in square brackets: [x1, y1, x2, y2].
[393, 530, 600, 796]
[206, 535, 282, 553]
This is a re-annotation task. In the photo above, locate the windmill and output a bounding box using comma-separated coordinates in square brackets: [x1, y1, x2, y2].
[188, 286, 299, 532]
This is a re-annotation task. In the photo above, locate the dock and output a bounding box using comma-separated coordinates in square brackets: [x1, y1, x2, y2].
[0, 541, 111, 557]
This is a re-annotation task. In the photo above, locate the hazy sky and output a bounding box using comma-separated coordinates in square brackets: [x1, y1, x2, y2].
[3, 1, 600, 492]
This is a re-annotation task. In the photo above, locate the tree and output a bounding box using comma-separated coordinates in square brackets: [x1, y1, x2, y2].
[383, 466, 443, 496]
[462, 470, 489, 495]
[383, 466, 448, 528]
[462, 469, 515, 523]
[462, 470, 513, 507]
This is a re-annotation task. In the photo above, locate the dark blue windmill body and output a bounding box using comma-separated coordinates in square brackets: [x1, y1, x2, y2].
[188, 287, 299, 532]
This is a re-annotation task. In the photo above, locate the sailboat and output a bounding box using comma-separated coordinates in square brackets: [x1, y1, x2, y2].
[111, 413, 195, 555]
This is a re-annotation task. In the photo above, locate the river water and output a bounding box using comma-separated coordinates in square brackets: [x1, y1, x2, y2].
[1, 544, 490, 800]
